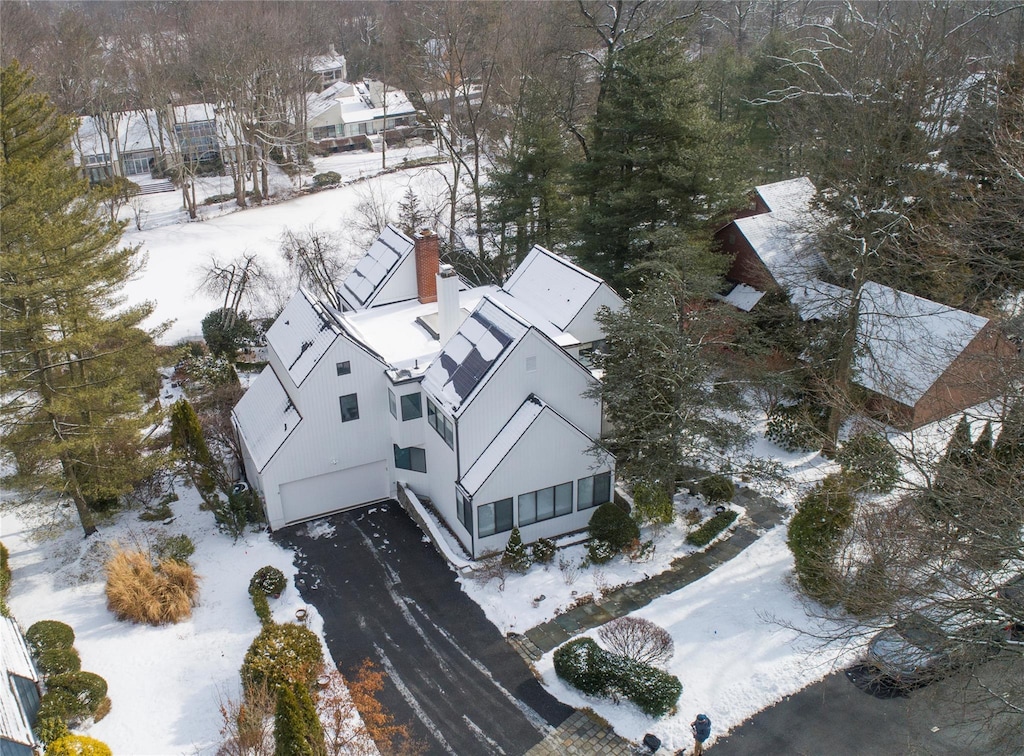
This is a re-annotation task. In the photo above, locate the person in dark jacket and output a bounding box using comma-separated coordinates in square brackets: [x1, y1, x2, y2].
[691, 713, 711, 755]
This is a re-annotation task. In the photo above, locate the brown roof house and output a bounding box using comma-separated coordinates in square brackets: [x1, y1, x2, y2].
[716, 178, 1016, 429]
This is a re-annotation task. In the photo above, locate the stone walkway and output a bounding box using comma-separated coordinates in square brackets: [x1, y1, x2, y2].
[515, 487, 787, 658]
[525, 710, 636, 755]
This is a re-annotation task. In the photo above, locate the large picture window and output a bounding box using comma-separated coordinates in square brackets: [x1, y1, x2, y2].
[426, 397, 454, 448]
[393, 445, 426, 473]
[400, 392, 422, 421]
[578, 472, 612, 510]
[478, 498, 513, 537]
[339, 393, 360, 422]
[519, 482, 573, 526]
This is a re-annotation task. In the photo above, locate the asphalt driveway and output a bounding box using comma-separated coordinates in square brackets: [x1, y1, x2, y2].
[274, 501, 574, 755]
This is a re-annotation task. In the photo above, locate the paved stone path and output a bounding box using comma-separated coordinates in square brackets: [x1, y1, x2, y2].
[516, 487, 787, 658]
[525, 710, 636, 755]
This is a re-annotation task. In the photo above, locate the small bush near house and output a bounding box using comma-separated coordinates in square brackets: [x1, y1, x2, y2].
[501, 528, 531, 573]
[586, 539, 616, 565]
[598, 617, 674, 667]
[588, 503, 640, 553]
[105, 549, 200, 625]
[631, 482, 674, 525]
[34, 715, 69, 746]
[44, 734, 113, 756]
[312, 171, 342, 187]
[615, 656, 683, 717]
[787, 474, 856, 604]
[152, 534, 195, 564]
[697, 474, 735, 505]
[553, 638, 612, 696]
[530, 538, 556, 565]
[249, 565, 287, 597]
[765, 402, 826, 453]
[37, 648, 82, 677]
[39, 671, 109, 722]
[250, 587, 273, 625]
[25, 620, 75, 656]
[241, 622, 324, 692]
[836, 433, 901, 493]
[686, 509, 739, 547]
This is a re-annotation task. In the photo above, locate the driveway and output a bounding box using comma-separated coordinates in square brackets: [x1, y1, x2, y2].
[274, 501, 574, 755]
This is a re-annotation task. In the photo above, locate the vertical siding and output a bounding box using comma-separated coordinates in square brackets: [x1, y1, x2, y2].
[569, 285, 623, 346]
[373, 253, 419, 307]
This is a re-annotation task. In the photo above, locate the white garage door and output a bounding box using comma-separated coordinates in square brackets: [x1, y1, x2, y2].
[279, 460, 389, 525]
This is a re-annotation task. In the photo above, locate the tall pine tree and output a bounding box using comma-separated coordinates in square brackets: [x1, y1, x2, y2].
[1, 62, 162, 535]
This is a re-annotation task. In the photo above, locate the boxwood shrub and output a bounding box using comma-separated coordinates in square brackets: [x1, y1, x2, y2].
[25, 620, 75, 656]
[686, 509, 739, 547]
[249, 565, 287, 597]
[241, 622, 324, 691]
[37, 648, 82, 677]
[43, 672, 108, 719]
[588, 503, 640, 552]
[530, 538, 556, 565]
[44, 734, 112, 756]
[250, 586, 273, 626]
[697, 475, 735, 505]
[553, 637, 682, 718]
[836, 433, 900, 493]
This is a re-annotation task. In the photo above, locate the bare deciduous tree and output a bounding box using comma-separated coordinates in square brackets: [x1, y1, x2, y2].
[598, 616, 675, 667]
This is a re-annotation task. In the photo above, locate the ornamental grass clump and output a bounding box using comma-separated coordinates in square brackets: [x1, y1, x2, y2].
[104, 548, 199, 625]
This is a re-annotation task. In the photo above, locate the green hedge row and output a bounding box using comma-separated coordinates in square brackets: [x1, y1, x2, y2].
[685, 509, 739, 547]
[553, 637, 682, 717]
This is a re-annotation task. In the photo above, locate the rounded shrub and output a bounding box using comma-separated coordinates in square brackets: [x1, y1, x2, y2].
[765, 402, 826, 453]
[249, 565, 287, 597]
[26, 620, 75, 656]
[34, 716, 70, 746]
[43, 672, 108, 720]
[241, 622, 324, 691]
[837, 433, 901, 493]
[45, 734, 112, 756]
[632, 482, 674, 525]
[37, 648, 82, 677]
[787, 475, 856, 604]
[530, 538, 556, 565]
[553, 637, 612, 696]
[698, 474, 735, 505]
[312, 171, 342, 187]
[153, 534, 195, 564]
[588, 502, 640, 552]
[586, 539, 616, 565]
[615, 657, 682, 717]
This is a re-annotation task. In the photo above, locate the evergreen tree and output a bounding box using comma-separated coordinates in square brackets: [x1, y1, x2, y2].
[573, 31, 737, 291]
[787, 475, 855, 604]
[501, 527, 530, 574]
[0, 62, 163, 536]
[273, 683, 316, 756]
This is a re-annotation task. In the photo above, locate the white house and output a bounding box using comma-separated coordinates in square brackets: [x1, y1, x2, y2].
[306, 80, 417, 148]
[0, 617, 41, 756]
[233, 227, 623, 558]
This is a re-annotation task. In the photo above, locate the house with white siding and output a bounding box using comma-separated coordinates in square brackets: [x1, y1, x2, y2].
[233, 227, 622, 557]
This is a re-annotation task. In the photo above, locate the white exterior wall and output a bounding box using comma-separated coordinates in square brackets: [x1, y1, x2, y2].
[260, 335, 392, 529]
[471, 411, 610, 556]
[370, 253, 419, 307]
[456, 331, 600, 472]
[567, 285, 623, 346]
[418, 410, 462, 545]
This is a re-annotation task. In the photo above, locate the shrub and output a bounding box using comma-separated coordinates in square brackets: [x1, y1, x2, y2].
[586, 539, 616, 565]
[553, 638, 613, 696]
[765, 402, 826, 452]
[632, 482, 675, 525]
[530, 538, 556, 565]
[501, 528, 531, 573]
[698, 474, 735, 505]
[615, 657, 683, 717]
[45, 734, 112, 756]
[152, 534, 195, 564]
[217, 489, 263, 540]
[241, 622, 324, 692]
[274, 681, 323, 755]
[598, 617, 674, 667]
[250, 587, 273, 625]
[26, 620, 75, 656]
[0, 541, 10, 602]
[588, 502, 640, 552]
[836, 433, 901, 493]
[312, 171, 342, 187]
[41, 672, 108, 721]
[105, 549, 200, 625]
[249, 565, 287, 597]
[686, 509, 739, 547]
[37, 648, 82, 677]
[35, 715, 70, 745]
[787, 475, 856, 604]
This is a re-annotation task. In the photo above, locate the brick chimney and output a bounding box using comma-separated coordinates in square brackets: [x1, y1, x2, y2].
[414, 229, 439, 304]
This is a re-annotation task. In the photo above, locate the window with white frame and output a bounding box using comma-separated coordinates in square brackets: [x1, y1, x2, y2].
[426, 397, 454, 448]
[478, 498, 513, 537]
[519, 482, 573, 526]
[577, 472, 611, 510]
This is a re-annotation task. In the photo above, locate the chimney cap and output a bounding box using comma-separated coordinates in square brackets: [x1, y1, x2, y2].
[417, 228, 434, 237]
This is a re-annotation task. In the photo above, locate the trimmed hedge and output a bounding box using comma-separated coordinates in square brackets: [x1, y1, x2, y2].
[697, 475, 735, 505]
[553, 637, 682, 717]
[588, 503, 640, 552]
[26, 620, 75, 656]
[250, 586, 273, 625]
[241, 622, 324, 691]
[35, 716, 69, 746]
[37, 648, 82, 677]
[686, 509, 739, 547]
[41, 672, 108, 721]
[249, 565, 287, 597]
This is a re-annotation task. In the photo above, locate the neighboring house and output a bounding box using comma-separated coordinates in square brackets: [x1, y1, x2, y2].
[310, 48, 348, 91]
[233, 227, 623, 557]
[717, 177, 1015, 429]
[73, 103, 227, 183]
[1, 617, 41, 756]
[306, 80, 417, 149]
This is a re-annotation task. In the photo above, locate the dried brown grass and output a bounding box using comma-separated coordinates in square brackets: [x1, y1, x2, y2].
[105, 548, 200, 625]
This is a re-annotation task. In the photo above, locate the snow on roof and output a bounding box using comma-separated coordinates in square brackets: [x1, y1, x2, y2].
[265, 289, 340, 387]
[720, 283, 767, 312]
[75, 110, 160, 158]
[173, 103, 216, 124]
[488, 290, 579, 349]
[310, 53, 347, 74]
[853, 281, 990, 406]
[754, 177, 817, 218]
[307, 80, 415, 126]
[341, 286, 497, 374]
[1, 616, 39, 748]
[459, 395, 546, 494]
[503, 246, 604, 330]
[232, 365, 302, 472]
[341, 225, 414, 308]
[421, 296, 529, 414]
[733, 209, 826, 291]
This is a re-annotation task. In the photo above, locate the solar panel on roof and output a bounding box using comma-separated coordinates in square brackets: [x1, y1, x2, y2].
[434, 310, 517, 401]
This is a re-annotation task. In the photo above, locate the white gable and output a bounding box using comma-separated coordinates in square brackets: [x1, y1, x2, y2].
[1, 617, 39, 748]
[265, 290, 340, 387]
[232, 365, 302, 472]
[504, 246, 604, 330]
[340, 225, 415, 309]
[460, 396, 546, 494]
